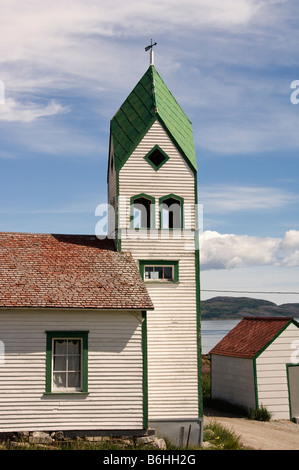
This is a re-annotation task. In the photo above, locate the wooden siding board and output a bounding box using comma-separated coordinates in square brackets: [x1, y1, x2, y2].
[255, 323, 299, 419]
[0, 309, 144, 432]
[211, 355, 256, 409]
[118, 120, 199, 421]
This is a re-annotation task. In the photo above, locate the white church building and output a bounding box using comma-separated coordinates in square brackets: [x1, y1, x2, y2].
[0, 50, 203, 444]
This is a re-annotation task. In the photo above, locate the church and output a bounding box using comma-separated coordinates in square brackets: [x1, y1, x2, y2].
[0, 48, 203, 444]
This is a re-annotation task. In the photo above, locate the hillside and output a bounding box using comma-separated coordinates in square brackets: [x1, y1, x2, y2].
[201, 296, 299, 320]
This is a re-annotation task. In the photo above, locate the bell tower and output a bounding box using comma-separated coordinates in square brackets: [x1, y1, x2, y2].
[107, 48, 202, 444]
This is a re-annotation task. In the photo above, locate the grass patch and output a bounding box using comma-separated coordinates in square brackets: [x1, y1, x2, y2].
[203, 422, 243, 450]
[248, 405, 272, 422]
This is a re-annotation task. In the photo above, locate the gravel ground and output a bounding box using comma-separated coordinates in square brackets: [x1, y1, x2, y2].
[204, 411, 299, 450]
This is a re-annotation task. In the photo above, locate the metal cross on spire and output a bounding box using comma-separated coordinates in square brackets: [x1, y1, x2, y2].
[145, 39, 157, 66]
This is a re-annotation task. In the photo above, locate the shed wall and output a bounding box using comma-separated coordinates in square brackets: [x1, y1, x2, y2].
[211, 355, 256, 410]
[0, 309, 144, 432]
[256, 322, 299, 420]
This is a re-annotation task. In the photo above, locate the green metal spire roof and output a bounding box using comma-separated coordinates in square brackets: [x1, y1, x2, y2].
[110, 65, 197, 173]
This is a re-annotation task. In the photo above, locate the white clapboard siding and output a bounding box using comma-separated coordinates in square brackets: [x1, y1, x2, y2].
[118, 121, 199, 421]
[118, 120, 196, 230]
[211, 355, 256, 410]
[0, 309, 144, 432]
[255, 322, 299, 419]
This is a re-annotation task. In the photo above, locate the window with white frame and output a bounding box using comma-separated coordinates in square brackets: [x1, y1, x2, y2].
[52, 338, 82, 391]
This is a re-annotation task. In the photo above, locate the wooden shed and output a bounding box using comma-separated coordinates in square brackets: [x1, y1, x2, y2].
[210, 317, 299, 420]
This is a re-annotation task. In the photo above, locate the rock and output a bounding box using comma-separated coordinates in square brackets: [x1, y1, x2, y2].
[16, 431, 30, 441]
[51, 431, 64, 441]
[120, 439, 133, 447]
[201, 441, 215, 449]
[10, 441, 31, 449]
[136, 435, 155, 445]
[29, 431, 53, 444]
[155, 438, 167, 450]
[84, 436, 103, 442]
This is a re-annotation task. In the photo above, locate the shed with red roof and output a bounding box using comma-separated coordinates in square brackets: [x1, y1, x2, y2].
[210, 316, 299, 420]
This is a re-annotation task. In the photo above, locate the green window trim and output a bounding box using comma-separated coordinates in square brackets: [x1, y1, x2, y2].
[130, 193, 156, 229]
[139, 260, 179, 283]
[45, 331, 89, 395]
[144, 144, 169, 171]
[142, 311, 148, 429]
[159, 193, 184, 229]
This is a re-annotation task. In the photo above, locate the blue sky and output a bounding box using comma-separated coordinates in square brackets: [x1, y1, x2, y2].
[1, 0, 299, 305]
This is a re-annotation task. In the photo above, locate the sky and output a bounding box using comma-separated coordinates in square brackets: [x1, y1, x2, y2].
[1, 0, 299, 306]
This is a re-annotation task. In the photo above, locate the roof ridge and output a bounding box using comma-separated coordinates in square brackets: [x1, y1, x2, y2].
[149, 65, 158, 112]
[151, 65, 192, 125]
[243, 316, 293, 321]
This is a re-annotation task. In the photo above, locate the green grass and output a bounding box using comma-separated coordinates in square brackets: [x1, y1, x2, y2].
[202, 422, 243, 450]
[248, 405, 272, 421]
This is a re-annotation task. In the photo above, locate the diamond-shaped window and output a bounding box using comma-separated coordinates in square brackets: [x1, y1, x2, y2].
[144, 145, 169, 171]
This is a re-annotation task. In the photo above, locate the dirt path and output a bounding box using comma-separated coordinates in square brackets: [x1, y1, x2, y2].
[204, 411, 299, 450]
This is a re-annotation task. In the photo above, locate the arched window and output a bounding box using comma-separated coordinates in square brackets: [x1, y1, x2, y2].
[130, 194, 155, 229]
[159, 194, 184, 229]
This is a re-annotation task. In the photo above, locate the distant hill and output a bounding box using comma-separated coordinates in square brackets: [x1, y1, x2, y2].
[201, 296, 299, 320]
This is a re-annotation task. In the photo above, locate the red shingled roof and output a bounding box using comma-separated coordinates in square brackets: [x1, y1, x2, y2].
[210, 316, 295, 358]
[0, 232, 154, 310]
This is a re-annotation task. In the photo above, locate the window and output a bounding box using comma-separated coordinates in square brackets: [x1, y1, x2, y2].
[130, 194, 155, 229]
[159, 194, 184, 229]
[46, 331, 88, 394]
[144, 145, 169, 171]
[139, 260, 179, 283]
[145, 265, 174, 281]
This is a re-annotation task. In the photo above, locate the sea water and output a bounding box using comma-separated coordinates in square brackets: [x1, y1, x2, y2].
[201, 319, 240, 355]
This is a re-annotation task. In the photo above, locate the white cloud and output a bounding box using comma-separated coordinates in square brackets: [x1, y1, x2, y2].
[279, 230, 299, 251]
[200, 229, 299, 270]
[0, 0, 297, 159]
[200, 230, 279, 269]
[0, 0, 286, 95]
[0, 98, 69, 122]
[278, 230, 299, 267]
[200, 185, 298, 214]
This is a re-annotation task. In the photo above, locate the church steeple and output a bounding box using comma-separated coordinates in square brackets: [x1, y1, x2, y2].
[107, 58, 202, 445]
[110, 64, 197, 174]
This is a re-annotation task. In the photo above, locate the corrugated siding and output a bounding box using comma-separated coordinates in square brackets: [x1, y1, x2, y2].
[256, 322, 299, 420]
[119, 120, 199, 420]
[211, 355, 256, 409]
[0, 309, 144, 432]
